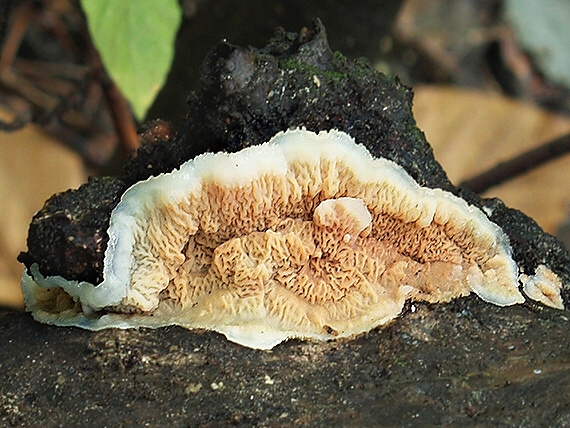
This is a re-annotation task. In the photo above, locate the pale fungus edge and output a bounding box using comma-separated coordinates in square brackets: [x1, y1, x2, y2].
[520, 265, 565, 310]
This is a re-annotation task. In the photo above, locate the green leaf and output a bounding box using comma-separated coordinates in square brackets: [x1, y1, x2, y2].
[80, 0, 182, 120]
[505, 0, 570, 88]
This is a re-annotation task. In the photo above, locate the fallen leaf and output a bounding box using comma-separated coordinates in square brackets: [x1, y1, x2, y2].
[0, 110, 86, 308]
[413, 85, 570, 234]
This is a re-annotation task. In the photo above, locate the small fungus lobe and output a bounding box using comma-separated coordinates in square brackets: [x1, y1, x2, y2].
[520, 265, 564, 310]
[22, 129, 560, 349]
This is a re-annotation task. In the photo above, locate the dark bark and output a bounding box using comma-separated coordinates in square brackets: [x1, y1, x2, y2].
[2, 297, 569, 427]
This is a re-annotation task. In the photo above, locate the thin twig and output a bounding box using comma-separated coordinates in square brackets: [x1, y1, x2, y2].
[14, 58, 88, 81]
[101, 77, 139, 158]
[0, 0, 34, 69]
[459, 132, 570, 194]
[87, 43, 139, 159]
[0, 0, 34, 131]
[0, 67, 60, 110]
[0, 0, 14, 54]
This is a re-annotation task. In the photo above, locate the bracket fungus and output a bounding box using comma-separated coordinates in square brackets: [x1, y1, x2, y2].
[22, 128, 564, 350]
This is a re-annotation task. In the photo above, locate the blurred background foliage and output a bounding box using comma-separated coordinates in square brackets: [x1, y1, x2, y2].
[1, 0, 570, 309]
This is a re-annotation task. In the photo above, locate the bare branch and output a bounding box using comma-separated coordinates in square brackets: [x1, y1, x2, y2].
[460, 132, 570, 193]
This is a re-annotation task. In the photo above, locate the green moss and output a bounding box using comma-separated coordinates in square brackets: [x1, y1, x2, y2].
[277, 58, 348, 80]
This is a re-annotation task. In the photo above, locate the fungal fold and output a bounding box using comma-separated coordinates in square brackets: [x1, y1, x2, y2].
[22, 129, 561, 349]
[520, 265, 564, 310]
